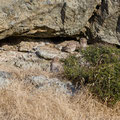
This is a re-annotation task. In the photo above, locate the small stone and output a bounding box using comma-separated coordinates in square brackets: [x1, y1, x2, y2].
[0, 71, 11, 87]
[35, 46, 68, 60]
[55, 45, 63, 51]
[62, 42, 77, 53]
[50, 57, 63, 73]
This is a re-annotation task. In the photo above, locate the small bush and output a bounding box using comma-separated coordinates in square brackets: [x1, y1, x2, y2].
[81, 44, 120, 66]
[89, 63, 120, 106]
[63, 44, 120, 106]
[63, 55, 89, 85]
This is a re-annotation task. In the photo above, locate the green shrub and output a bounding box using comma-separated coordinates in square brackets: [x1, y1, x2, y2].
[63, 44, 120, 106]
[89, 63, 120, 106]
[81, 44, 120, 66]
[62, 55, 89, 85]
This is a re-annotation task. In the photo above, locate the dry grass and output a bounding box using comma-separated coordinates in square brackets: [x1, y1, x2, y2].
[0, 80, 120, 120]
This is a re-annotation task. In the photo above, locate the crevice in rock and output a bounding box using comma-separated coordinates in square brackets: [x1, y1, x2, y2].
[83, 2, 105, 44]
[0, 37, 22, 47]
[101, 0, 109, 16]
[61, 2, 66, 25]
[84, 26, 101, 44]
[96, 4, 101, 10]
[0, 36, 78, 46]
[88, 1, 105, 26]
[116, 15, 120, 33]
[0, 36, 80, 52]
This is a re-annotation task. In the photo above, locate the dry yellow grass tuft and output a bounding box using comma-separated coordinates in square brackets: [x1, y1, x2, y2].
[0, 80, 119, 120]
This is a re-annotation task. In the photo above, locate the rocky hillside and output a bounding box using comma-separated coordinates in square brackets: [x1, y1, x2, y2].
[0, 1, 119, 119]
[0, 0, 119, 95]
[0, 0, 119, 45]
[0, 36, 83, 95]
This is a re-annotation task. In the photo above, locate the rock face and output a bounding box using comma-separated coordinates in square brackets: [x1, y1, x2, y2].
[88, 0, 120, 45]
[0, 38, 80, 92]
[0, 0, 120, 45]
[0, 0, 100, 39]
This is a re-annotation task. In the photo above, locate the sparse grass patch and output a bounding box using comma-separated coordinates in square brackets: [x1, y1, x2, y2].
[0, 80, 120, 120]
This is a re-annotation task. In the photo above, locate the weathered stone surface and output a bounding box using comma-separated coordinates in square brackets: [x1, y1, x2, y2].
[89, 0, 120, 45]
[26, 75, 75, 95]
[0, 50, 51, 72]
[50, 57, 63, 73]
[0, 71, 11, 87]
[35, 46, 68, 59]
[0, 0, 100, 39]
[0, 0, 120, 45]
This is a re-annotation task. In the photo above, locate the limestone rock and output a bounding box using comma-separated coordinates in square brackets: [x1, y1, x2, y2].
[0, 0, 119, 45]
[26, 75, 75, 95]
[89, 0, 120, 45]
[13, 52, 51, 71]
[35, 46, 68, 60]
[0, 50, 51, 72]
[0, 0, 100, 39]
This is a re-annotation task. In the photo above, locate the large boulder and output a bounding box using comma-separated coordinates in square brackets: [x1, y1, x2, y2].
[0, 0, 100, 39]
[88, 0, 120, 45]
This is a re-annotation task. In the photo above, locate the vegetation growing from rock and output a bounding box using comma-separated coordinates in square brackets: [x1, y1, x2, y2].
[81, 44, 120, 66]
[62, 55, 89, 85]
[63, 44, 120, 106]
